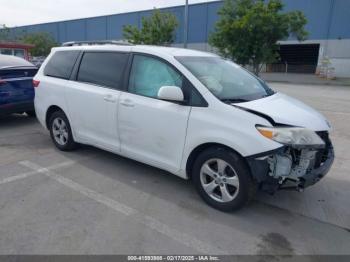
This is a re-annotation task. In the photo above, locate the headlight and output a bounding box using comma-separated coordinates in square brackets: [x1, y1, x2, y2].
[256, 126, 325, 147]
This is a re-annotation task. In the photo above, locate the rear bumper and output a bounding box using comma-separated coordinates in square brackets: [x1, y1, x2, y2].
[0, 102, 34, 115]
[247, 135, 334, 193]
[33, 99, 47, 128]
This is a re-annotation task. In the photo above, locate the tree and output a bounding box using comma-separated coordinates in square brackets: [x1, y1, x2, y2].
[21, 32, 57, 57]
[209, 0, 308, 75]
[123, 9, 178, 45]
[0, 24, 11, 41]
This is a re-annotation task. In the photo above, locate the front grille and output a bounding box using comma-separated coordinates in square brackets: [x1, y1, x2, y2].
[314, 131, 331, 168]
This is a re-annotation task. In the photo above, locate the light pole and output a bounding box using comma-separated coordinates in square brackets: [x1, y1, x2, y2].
[184, 0, 189, 48]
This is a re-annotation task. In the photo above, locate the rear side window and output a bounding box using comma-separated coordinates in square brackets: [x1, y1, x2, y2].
[77, 52, 129, 89]
[44, 51, 80, 79]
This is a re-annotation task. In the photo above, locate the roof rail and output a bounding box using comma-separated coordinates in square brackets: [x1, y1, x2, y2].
[62, 40, 133, 47]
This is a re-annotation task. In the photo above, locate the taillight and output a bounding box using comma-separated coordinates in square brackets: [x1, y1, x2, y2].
[33, 80, 40, 88]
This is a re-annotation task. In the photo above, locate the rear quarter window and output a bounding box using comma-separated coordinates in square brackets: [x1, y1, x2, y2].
[77, 52, 129, 89]
[44, 51, 80, 79]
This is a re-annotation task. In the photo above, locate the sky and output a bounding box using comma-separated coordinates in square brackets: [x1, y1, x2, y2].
[0, 0, 218, 27]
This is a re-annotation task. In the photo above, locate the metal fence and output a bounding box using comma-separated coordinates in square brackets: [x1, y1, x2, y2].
[266, 63, 317, 74]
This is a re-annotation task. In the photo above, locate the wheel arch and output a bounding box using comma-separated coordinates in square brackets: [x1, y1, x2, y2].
[45, 105, 65, 129]
[185, 142, 249, 180]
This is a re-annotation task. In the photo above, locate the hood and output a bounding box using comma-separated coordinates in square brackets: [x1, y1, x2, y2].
[236, 93, 330, 131]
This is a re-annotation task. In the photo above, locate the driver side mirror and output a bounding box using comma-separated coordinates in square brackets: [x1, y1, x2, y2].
[158, 86, 184, 102]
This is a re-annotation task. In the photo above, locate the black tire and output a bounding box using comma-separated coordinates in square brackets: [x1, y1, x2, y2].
[48, 110, 77, 151]
[26, 110, 36, 117]
[192, 147, 256, 212]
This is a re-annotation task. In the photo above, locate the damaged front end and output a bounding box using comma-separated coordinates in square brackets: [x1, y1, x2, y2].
[247, 131, 334, 194]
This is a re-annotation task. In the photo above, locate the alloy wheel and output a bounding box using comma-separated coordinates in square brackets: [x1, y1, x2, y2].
[200, 158, 240, 203]
[52, 117, 69, 146]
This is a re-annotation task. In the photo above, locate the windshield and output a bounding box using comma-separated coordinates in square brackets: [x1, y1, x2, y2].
[176, 56, 274, 103]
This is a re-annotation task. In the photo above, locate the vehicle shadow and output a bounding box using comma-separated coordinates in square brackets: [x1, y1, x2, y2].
[0, 114, 54, 155]
[0, 113, 38, 129]
[63, 145, 350, 254]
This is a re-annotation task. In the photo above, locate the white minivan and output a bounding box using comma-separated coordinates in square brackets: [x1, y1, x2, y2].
[34, 41, 334, 211]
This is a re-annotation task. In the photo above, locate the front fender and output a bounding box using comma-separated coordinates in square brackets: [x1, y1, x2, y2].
[180, 106, 282, 178]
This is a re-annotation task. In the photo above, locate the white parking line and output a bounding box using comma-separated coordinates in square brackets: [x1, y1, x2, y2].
[20, 160, 225, 255]
[0, 161, 75, 186]
[22, 161, 136, 216]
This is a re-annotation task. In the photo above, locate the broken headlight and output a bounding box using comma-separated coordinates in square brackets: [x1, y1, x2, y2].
[256, 126, 325, 148]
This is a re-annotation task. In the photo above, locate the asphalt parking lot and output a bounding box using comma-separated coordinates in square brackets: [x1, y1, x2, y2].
[0, 83, 349, 255]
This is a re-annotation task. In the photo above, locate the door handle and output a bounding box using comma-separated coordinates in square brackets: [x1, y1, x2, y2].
[103, 94, 116, 103]
[120, 99, 135, 108]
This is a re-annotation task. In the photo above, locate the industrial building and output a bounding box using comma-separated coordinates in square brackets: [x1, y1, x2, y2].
[6, 0, 350, 77]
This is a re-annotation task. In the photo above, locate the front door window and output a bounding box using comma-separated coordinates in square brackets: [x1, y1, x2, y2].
[128, 55, 183, 99]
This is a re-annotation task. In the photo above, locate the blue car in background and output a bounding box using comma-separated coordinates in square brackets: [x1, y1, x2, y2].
[0, 54, 38, 116]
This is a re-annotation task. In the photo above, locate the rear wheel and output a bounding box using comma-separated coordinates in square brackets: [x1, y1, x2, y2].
[49, 111, 77, 151]
[192, 147, 256, 212]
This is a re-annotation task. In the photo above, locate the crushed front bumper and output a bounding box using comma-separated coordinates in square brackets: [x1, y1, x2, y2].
[246, 131, 334, 194]
[300, 146, 334, 187]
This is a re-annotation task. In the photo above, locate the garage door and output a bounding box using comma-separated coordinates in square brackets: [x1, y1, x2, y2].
[268, 44, 320, 74]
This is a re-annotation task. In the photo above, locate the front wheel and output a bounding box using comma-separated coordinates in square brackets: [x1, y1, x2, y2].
[192, 147, 256, 212]
[49, 111, 77, 151]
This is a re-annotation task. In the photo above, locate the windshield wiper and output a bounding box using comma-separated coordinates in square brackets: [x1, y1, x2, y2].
[221, 98, 249, 104]
[262, 93, 274, 98]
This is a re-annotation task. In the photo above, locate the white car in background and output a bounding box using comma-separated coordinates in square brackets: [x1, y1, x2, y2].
[33, 41, 334, 211]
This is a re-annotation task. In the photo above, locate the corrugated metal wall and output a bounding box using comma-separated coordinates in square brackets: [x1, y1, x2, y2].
[7, 0, 350, 44]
